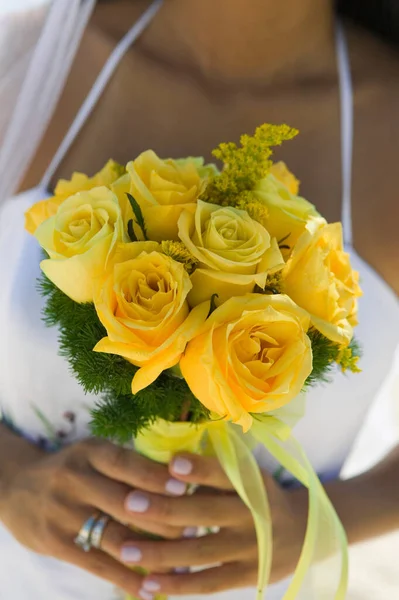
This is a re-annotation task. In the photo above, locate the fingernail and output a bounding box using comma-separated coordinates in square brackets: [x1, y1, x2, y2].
[121, 546, 142, 563]
[143, 580, 161, 592]
[174, 566, 190, 573]
[139, 590, 154, 600]
[165, 478, 186, 496]
[126, 491, 150, 513]
[183, 526, 197, 538]
[172, 456, 193, 476]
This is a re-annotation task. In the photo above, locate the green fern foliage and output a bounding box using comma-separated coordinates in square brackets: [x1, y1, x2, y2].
[38, 275, 360, 443]
[38, 275, 208, 443]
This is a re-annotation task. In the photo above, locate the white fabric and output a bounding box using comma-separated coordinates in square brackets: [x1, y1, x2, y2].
[0, 0, 95, 204]
[0, 2, 49, 148]
[0, 6, 398, 600]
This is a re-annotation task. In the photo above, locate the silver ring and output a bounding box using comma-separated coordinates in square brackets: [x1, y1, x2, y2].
[90, 514, 111, 549]
[74, 513, 99, 552]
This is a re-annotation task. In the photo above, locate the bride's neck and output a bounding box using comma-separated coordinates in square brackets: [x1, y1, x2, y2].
[144, 0, 336, 84]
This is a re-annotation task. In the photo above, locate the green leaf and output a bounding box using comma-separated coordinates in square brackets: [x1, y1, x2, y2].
[126, 193, 147, 240]
[277, 233, 291, 245]
[31, 404, 58, 442]
[127, 219, 137, 242]
[208, 293, 219, 316]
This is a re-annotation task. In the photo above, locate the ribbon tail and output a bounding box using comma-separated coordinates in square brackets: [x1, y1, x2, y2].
[208, 423, 272, 600]
[251, 423, 348, 600]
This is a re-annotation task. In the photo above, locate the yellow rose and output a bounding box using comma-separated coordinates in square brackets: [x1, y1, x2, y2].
[35, 187, 126, 303]
[178, 200, 284, 306]
[254, 172, 319, 257]
[25, 159, 125, 234]
[282, 217, 362, 345]
[112, 151, 211, 242]
[270, 161, 300, 195]
[93, 244, 210, 394]
[180, 294, 312, 432]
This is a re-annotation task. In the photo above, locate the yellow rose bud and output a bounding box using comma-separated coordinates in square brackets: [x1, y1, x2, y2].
[283, 217, 362, 345]
[25, 159, 124, 234]
[25, 196, 65, 236]
[93, 245, 210, 394]
[270, 161, 300, 195]
[113, 151, 209, 242]
[254, 173, 319, 256]
[178, 200, 284, 306]
[35, 187, 125, 303]
[180, 294, 312, 432]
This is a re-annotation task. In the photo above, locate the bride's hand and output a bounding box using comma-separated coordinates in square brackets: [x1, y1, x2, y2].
[0, 437, 189, 596]
[122, 453, 308, 598]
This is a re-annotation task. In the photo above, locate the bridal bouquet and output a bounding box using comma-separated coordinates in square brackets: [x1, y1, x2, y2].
[26, 124, 361, 600]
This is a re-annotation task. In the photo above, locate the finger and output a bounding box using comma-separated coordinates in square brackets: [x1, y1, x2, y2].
[88, 440, 187, 496]
[119, 531, 257, 571]
[68, 470, 184, 538]
[62, 543, 144, 597]
[99, 520, 171, 574]
[140, 561, 257, 596]
[69, 498, 183, 543]
[124, 490, 251, 528]
[169, 454, 234, 491]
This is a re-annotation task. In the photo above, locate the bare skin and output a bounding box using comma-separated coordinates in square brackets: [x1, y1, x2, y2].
[3, 0, 399, 597]
[0, 423, 306, 596]
[3, 422, 399, 596]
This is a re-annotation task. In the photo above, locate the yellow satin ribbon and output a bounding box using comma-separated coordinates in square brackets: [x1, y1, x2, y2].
[128, 417, 348, 600]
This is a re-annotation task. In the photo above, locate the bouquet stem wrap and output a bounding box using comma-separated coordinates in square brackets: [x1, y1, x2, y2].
[126, 417, 348, 600]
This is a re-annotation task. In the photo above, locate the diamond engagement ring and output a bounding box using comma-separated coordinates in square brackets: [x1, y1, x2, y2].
[90, 514, 111, 550]
[74, 513, 100, 552]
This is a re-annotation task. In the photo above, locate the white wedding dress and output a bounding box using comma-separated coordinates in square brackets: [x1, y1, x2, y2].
[0, 3, 398, 599]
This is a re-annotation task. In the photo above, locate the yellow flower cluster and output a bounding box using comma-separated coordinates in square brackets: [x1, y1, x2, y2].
[25, 124, 362, 431]
[336, 346, 361, 374]
[160, 240, 199, 273]
[202, 123, 298, 207]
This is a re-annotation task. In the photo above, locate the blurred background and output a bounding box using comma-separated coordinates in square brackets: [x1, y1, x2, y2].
[0, 1, 398, 598]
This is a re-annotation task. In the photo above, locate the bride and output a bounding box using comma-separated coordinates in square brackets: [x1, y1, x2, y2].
[0, 1, 398, 599]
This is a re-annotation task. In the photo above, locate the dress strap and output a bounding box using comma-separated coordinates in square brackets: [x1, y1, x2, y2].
[40, 0, 163, 191]
[335, 22, 354, 247]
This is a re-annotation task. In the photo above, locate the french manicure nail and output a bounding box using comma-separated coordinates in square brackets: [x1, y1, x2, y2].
[143, 580, 161, 592]
[183, 526, 197, 538]
[121, 546, 142, 563]
[165, 478, 186, 496]
[172, 457, 193, 476]
[126, 491, 150, 513]
[139, 590, 154, 600]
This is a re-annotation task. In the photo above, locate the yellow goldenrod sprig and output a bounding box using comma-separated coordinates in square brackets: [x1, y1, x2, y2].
[202, 123, 298, 206]
[110, 161, 126, 180]
[160, 241, 199, 274]
[255, 272, 284, 296]
[336, 345, 362, 374]
[233, 194, 270, 227]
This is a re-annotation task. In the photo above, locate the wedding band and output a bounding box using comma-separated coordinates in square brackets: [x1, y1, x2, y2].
[90, 514, 111, 550]
[74, 513, 99, 552]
